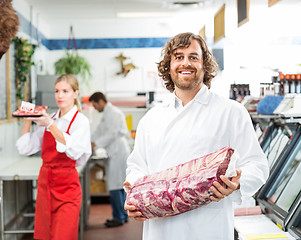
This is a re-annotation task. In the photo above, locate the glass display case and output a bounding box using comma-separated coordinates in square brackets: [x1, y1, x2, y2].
[257, 124, 301, 231]
[257, 121, 274, 145]
[287, 194, 301, 239]
[251, 115, 275, 144]
[260, 121, 298, 170]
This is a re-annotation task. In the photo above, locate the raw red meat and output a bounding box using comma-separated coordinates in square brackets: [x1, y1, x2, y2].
[126, 146, 235, 219]
[12, 105, 48, 117]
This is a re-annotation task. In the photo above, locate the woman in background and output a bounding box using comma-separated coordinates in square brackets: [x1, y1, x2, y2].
[16, 74, 91, 240]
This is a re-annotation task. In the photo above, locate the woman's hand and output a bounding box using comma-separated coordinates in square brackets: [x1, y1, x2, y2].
[209, 169, 241, 202]
[123, 181, 147, 222]
[27, 110, 53, 129]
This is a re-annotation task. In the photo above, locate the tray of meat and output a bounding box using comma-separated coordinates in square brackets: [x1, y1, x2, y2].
[125, 146, 237, 219]
[12, 105, 48, 118]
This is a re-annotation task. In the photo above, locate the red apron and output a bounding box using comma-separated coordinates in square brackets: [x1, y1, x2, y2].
[34, 111, 81, 240]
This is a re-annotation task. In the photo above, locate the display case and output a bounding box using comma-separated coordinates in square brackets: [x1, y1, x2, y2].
[287, 193, 301, 239]
[257, 124, 301, 230]
[260, 121, 298, 171]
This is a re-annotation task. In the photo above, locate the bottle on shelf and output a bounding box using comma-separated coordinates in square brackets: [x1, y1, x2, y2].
[243, 84, 250, 96]
[279, 72, 285, 96]
[284, 74, 290, 94]
[272, 76, 280, 96]
[296, 74, 301, 93]
[290, 74, 296, 93]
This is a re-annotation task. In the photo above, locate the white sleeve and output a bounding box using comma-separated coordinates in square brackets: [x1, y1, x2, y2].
[229, 103, 269, 203]
[56, 115, 92, 166]
[16, 125, 44, 156]
[126, 118, 149, 185]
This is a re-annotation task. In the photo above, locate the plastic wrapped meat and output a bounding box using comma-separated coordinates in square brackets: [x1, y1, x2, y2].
[12, 105, 48, 117]
[126, 146, 235, 219]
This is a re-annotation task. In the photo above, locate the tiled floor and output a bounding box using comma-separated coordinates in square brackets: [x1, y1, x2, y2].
[84, 203, 143, 240]
[21, 203, 143, 240]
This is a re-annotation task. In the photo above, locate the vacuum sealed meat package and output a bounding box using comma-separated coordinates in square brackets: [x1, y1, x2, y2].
[125, 146, 236, 219]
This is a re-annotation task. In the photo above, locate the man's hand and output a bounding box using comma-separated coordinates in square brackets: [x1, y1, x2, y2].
[123, 181, 147, 221]
[209, 169, 241, 202]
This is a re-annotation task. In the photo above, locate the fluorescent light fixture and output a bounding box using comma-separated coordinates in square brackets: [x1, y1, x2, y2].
[117, 11, 174, 18]
[170, 1, 203, 9]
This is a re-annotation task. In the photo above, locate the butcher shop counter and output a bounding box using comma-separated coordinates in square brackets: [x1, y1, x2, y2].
[234, 214, 296, 240]
[0, 155, 89, 240]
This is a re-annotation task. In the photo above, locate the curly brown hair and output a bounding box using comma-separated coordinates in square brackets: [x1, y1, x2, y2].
[157, 32, 218, 92]
[0, 0, 20, 59]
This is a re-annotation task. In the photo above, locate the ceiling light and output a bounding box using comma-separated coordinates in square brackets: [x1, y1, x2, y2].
[169, 1, 204, 9]
[173, 1, 200, 5]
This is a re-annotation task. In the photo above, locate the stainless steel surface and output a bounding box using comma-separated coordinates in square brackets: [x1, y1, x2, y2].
[0, 157, 87, 240]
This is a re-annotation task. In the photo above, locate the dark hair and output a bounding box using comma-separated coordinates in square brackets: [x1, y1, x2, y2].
[157, 32, 218, 92]
[89, 92, 107, 103]
[0, 0, 20, 59]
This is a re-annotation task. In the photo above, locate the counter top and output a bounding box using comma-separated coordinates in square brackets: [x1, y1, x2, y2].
[0, 156, 85, 181]
[235, 214, 296, 240]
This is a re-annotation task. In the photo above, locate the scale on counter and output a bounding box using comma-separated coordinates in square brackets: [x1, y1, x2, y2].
[273, 94, 301, 118]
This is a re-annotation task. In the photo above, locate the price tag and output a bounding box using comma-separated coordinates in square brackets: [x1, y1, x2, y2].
[20, 101, 35, 113]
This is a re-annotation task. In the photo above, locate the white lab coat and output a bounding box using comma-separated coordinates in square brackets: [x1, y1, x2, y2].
[91, 102, 130, 191]
[126, 85, 269, 240]
[16, 106, 92, 166]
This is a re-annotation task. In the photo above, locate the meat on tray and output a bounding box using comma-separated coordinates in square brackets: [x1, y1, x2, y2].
[126, 146, 235, 219]
[12, 105, 48, 117]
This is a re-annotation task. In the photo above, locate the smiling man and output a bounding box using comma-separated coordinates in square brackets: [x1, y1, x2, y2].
[124, 32, 269, 240]
[168, 39, 205, 105]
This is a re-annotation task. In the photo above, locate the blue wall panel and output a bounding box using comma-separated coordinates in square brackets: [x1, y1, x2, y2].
[17, 11, 169, 50]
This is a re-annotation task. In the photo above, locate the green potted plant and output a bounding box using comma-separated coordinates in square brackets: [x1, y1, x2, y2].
[12, 37, 35, 101]
[54, 49, 92, 88]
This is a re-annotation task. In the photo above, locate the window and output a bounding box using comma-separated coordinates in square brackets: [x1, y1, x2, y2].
[0, 45, 17, 122]
[237, 0, 249, 27]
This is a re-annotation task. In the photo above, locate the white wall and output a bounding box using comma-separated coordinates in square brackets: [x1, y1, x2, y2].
[12, 0, 50, 38]
[12, 0, 51, 102]
[46, 48, 166, 97]
[40, 8, 214, 97]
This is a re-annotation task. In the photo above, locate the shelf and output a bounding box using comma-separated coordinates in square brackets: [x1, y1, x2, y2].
[91, 192, 110, 197]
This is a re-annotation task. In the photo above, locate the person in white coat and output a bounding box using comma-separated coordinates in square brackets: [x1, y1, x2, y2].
[124, 33, 269, 240]
[89, 92, 130, 227]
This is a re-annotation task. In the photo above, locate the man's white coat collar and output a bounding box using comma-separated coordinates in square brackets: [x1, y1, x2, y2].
[170, 84, 211, 109]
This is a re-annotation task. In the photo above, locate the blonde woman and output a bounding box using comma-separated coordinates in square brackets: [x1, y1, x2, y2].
[16, 74, 91, 240]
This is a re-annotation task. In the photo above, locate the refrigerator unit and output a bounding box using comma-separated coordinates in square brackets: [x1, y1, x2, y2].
[36, 75, 59, 110]
[257, 124, 301, 231]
